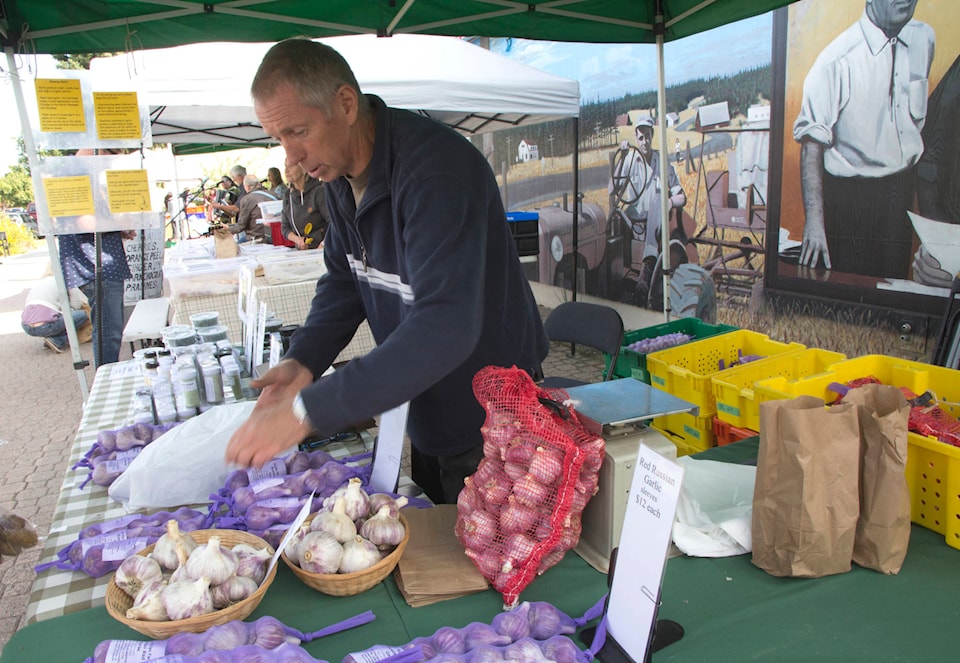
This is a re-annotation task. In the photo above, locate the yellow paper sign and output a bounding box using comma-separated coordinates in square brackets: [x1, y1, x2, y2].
[35, 79, 86, 133]
[93, 91, 142, 140]
[106, 169, 151, 213]
[44, 176, 95, 217]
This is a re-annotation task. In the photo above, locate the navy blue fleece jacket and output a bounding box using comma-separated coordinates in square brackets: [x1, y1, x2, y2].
[285, 95, 549, 456]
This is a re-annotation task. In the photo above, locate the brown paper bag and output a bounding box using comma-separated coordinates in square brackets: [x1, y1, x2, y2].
[752, 395, 861, 578]
[843, 384, 911, 574]
[213, 227, 239, 259]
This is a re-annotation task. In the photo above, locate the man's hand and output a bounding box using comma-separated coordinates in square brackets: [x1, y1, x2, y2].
[290, 235, 308, 250]
[225, 359, 315, 468]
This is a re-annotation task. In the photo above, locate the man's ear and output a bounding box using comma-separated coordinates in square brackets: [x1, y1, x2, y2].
[336, 84, 360, 124]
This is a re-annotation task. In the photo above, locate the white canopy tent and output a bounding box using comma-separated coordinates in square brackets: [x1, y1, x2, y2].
[89, 34, 581, 148]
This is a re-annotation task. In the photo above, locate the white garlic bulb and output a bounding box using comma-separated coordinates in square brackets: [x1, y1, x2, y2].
[311, 496, 358, 543]
[324, 477, 370, 522]
[169, 539, 193, 584]
[210, 575, 259, 608]
[233, 544, 271, 585]
[297, 531, 343, 574]
[152, 520, 198, 571]
[125, 580, 168, 621]
[115, 554, 163, 599]
[162, 576, 214, 621]
[184, 536, 238, 586]
[359, 505, 406, 548]
[339, 536, 382, 574]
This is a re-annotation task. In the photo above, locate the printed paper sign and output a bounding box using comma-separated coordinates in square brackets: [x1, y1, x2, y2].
[605, 443, 685, 662]
[35, 78, 86, 133]
[106, 169, 151, 213]
[44, 175, 95, 217]
[93, 91, 142, 140]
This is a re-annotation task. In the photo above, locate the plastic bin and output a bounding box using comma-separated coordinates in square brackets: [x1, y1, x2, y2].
[257, 249, 327, 285]
[712, 417, 757, 447]
[164, 257, 255, 297]
[646, 330, 806, 414]
[756, 354, 960, 549]
[604, 318, 737, 383]
[506, 211, 539, 258]
[712, 348, 846, 431]
[650, 410, 716, 456]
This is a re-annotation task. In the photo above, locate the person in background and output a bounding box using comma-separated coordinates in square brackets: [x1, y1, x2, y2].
[207, 165, 247, 223]
[226, 39, 548, 504]
[280, 162, 329, 249]
[266, 166, 288, 198]
[21, 276, 89, 353]
[794, 0, 934, 277]
[58, 229, 134, 367]
[228, 174, 278, 243]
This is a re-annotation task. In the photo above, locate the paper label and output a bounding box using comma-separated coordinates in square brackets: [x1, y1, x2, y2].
[35, 78, 86, 133]
[106, 169, 151, 213]
[270, 493, 314, 575]
[257, 496, 301, 508]
[116, 447, 143, 462]
[80, 530, 128, 555]
[345, 645, 408, 663]
[93, 91, 142, 140]
[251, 477, 285, 494]
[247, 459, 288, 483]
[103, 639, 168, 663]
[101, 536, 151, 562]
[44, 175, 95, 217]
[103, 457, 135, 474]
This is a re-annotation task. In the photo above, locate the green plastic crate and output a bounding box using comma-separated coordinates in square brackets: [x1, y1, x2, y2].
[603, 318, 738, 384]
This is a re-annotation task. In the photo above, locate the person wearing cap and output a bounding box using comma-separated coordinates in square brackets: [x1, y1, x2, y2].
[227, 174, 278, 242]
[612, 114, 686, 305]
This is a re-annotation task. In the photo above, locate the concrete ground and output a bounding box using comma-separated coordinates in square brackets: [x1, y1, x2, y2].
[0, 244, 608, 653]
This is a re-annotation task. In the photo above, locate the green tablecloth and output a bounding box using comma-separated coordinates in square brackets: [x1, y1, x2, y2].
[5, 438, 959, 663]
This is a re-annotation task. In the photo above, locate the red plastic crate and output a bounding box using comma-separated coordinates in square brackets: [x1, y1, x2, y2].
[267, 220, 295, 247]
[712, 417, 758, 447]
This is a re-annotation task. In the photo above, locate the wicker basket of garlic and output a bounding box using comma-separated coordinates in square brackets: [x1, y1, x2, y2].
[105, 522, 277, 638]
[281, 478, 410, 596]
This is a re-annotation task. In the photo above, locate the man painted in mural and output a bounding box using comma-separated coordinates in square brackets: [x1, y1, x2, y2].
[793, 0, 934, 278]
[611, 115, 686, 305]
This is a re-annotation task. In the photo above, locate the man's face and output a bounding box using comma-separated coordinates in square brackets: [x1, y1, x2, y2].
[867, 0, 919, 36]
[256, 82, 357, 183]
[635, 128, 653, 158]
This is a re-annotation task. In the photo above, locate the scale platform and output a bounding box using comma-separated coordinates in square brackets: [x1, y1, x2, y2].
[565, 378, 698, 435]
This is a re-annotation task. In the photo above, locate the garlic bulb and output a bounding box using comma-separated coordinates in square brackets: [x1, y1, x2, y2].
[152, 520, 198, 571]
[324, 477, 370, 522]
[169, 539, 193, 584]
[184, 536, 238, 586]
[233, 544, 271, 585]
[368, 494, 409, 518]
[114, 554, 163, 599]
[359, 505, 405, 548]
[297, 531, 343, 574]
[210, 575, 259, 608]
[125, 580, 168, 621]
[339, 536, 382, 574]
[162, 576, 214, 621]
[311, 497, 357, 543]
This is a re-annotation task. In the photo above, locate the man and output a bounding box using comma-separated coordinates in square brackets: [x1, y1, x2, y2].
[225, 39, 548, 504]
[21, 276, 89, 353]
[794, 0, 934, 277]
[207, 165, 247, 223]
[228, 174, 277, 243]
[613, 115, 686, 305]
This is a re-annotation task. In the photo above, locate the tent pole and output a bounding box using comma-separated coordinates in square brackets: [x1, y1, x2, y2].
[4, 46, 90, 399]
[655, 15, 672, 322]
[571, 116, 580, 301]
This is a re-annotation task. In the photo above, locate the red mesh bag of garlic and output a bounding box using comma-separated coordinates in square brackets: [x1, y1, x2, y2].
[456, 365, 605, 608]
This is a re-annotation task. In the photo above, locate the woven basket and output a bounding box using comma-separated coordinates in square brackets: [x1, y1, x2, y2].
[282, 512, 409, 596]
[105, 529, 277, 638]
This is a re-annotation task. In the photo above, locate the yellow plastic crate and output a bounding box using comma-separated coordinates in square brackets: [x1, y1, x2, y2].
[712, 348, 847, 431]
[646, 330, 806, 414]
[755, 354, 960, 549]
[650, 411, 716, 456]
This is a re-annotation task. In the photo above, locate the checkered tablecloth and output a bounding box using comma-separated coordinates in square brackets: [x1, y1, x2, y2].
[25, 361, 377, 624]
[170, 277, 376, 362]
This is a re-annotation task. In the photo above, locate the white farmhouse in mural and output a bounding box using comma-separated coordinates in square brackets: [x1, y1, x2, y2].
[518, 139, 539, 163]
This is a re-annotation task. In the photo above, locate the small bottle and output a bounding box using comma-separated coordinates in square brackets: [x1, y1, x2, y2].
[142, 359, 159, 389]
[132, 388, 155, 424]
[177, 364, 201, 410]
[219, 355, 242, 401]
[200, 357, 224, 404]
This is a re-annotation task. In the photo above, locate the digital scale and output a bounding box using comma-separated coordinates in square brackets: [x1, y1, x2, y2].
[565, 379, 698, 573]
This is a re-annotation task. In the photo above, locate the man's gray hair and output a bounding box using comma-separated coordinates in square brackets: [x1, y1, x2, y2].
[251, 38, 370, 116]
[230, 165, 247, 180]
[243, 174, 260, 189]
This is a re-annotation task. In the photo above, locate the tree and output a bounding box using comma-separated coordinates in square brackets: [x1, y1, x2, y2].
[52, 53, 116, 70]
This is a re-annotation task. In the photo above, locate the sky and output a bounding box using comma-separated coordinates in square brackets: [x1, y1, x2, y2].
[0, 14, 772, 175]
